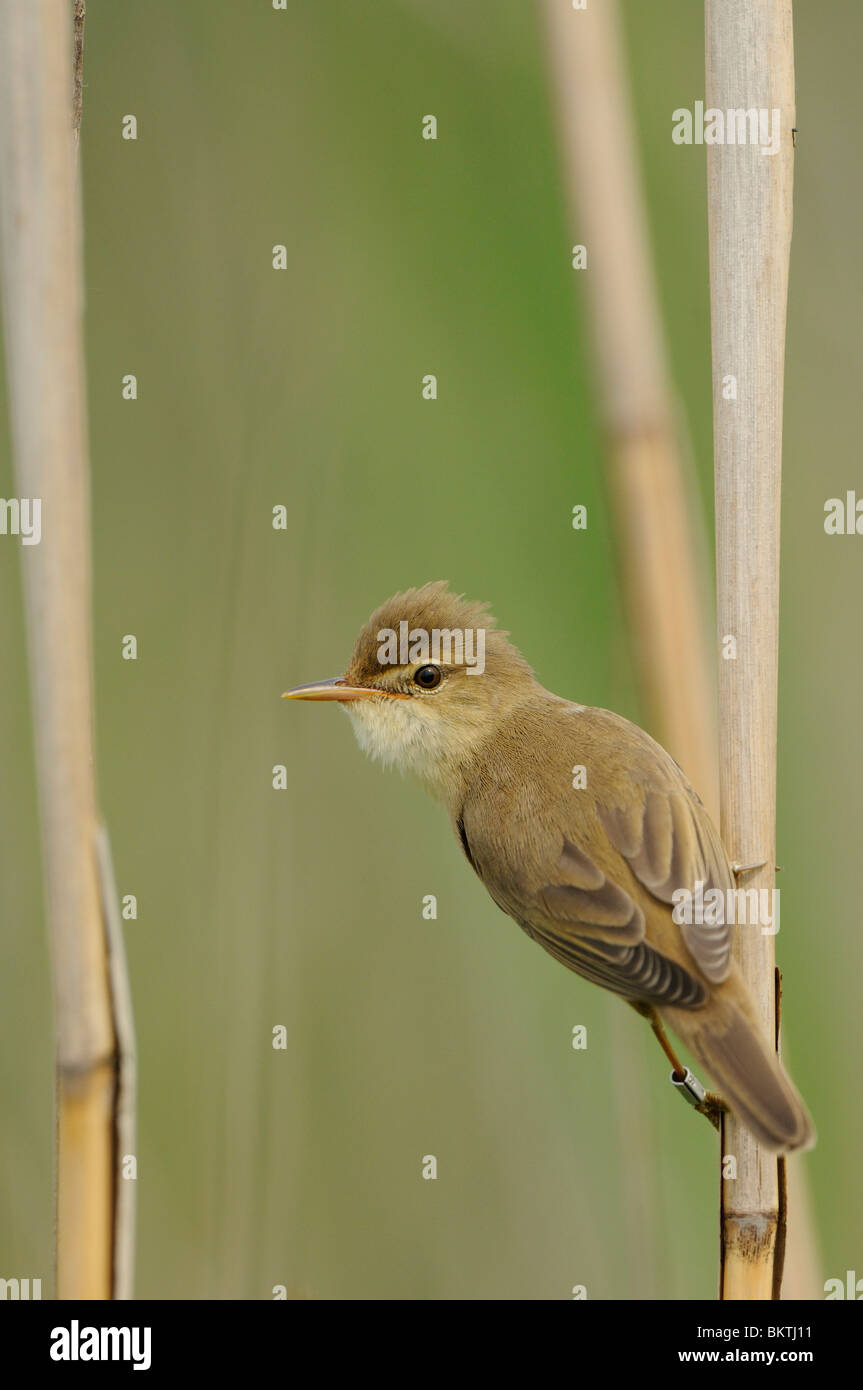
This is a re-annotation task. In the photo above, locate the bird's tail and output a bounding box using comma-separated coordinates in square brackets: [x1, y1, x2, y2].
[662, 990, 815, 1154]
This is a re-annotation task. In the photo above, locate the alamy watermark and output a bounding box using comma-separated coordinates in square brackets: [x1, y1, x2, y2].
[377, 622, 486, 675]
[672, 880, 780, 936]
[50, 1320, 151, 1370]
[672, 101, 781, 157]
[0, 497, 41, 545]
[1, 1276, 42, 1299]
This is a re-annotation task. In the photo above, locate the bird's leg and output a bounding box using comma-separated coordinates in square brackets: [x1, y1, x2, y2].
[629, 1001, 727, 1133]
[649, 1011, 687, 1080]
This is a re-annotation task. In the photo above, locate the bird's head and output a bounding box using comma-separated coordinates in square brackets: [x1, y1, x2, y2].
[283, 582, 536, 798]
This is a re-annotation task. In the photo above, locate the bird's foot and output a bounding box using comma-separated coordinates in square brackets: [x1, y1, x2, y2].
[698, 1090, 728, 1132]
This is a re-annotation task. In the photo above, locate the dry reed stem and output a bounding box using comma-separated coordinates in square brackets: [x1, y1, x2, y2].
[706, 0, 796, 1300]
[0, 0, 134, 1298]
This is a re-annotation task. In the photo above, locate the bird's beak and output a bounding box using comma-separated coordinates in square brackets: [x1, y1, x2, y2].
[282, 677, 405, 702]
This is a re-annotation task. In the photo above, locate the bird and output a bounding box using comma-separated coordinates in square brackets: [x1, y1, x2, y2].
[283, 581, 814, 1153]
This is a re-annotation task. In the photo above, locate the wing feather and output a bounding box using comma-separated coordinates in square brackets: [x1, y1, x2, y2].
[600, 786, 734, 983]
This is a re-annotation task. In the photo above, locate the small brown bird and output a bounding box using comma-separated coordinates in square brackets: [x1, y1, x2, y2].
[284, 582, 814, 1153]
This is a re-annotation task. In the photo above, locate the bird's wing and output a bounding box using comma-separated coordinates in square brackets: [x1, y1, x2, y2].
[596, 779, 735, 984]
[459, 706, 734, 1007]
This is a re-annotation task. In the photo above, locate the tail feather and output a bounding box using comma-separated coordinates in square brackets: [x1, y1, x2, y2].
[664, 998, 815, 1154]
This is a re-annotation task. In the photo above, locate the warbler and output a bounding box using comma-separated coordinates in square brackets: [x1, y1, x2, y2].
[284, 582, 814, 1153]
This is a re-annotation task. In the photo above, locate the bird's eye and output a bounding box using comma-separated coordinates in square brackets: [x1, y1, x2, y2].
[413, 664, 443, 690]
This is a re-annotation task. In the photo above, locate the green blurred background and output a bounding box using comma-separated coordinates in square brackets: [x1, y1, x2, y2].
[1, 0, 860, 1299]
